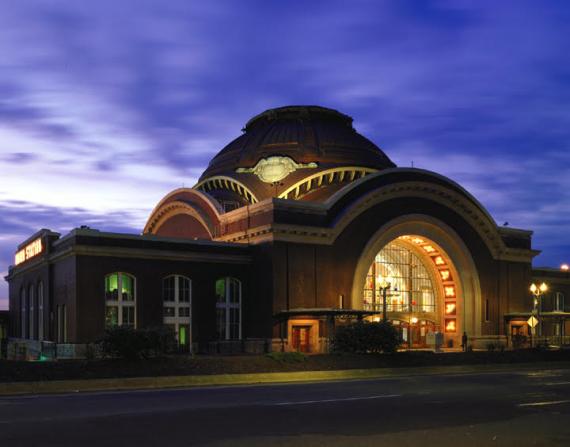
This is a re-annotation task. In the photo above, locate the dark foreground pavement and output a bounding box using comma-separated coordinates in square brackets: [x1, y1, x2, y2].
[1, 365, 570, 446]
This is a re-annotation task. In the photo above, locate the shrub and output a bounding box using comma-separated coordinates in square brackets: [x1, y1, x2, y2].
[98, 326, 177, 360]
[512, 334, 528, 350]
[332, 321, 400, 354]
[266, 351, 307, 363]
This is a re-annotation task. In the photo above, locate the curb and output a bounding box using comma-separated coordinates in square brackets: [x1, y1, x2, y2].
[1, 361, 569, 396]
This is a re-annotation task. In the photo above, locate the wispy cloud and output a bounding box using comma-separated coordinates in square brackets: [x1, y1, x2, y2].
[1, 0, 570, 307]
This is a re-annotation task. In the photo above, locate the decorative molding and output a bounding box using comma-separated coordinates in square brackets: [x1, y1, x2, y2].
[278, 166, 377, 200]
[236, 156, 317, 183]
[144, 200, 214, 238]
[194, 176, 259, 204]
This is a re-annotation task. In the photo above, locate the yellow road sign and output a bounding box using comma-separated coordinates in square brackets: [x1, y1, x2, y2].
[527, 316, 539, 328]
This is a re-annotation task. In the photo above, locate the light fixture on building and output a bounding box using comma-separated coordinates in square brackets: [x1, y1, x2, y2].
[529, 282, 548, 345]
[561, 264, 569, 271]
[411, 316, 419, 324]
[434, 256, 445, 265]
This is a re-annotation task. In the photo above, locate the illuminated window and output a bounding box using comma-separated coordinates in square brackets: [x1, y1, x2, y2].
[422, 245, 436, 253]
[162, 275, 191, 348]
[363, 242, 436, 313]
[104, 273, 136, 328]
[216, 277, 242, 340]
[28, 284, 35, 340]
[37, 282, 44, 341]
[20, 288, 26, 338]
[445, 319, 456, 333]
[445, 303, 456, 315]
[411, 238, 424, 244]
[440, 270, 451, 281]
[445, 286, 455, 297]
[434, 256, 445, 265]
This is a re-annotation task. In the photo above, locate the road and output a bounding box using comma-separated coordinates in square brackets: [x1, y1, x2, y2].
[1, 366, 570, 446]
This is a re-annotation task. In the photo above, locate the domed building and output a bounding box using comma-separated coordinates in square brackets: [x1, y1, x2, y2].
[6, 106, 570, 358]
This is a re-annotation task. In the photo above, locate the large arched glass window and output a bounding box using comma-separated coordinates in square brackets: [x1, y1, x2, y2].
[28, 284, 35, 340]
[215, 277, 241, 340]
[37, 281, 44, 341]
[162, 275, 191, 348]
[20, 287, 26, 338]
[105, 273, 136, 328]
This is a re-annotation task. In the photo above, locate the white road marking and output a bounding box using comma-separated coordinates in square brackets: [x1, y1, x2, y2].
[544, 381, 570, 386]
[272, 394, 401, 406]
[518, 399, 570, 407]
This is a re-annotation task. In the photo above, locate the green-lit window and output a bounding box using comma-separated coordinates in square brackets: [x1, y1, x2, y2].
[215, 277, 241, 340]
[162, 275, 191, 350]
[104, 273, 136, 328]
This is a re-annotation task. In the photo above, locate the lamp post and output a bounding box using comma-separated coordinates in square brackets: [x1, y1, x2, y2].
[529, 282, 548, 346]
[378, 278, 391, 322]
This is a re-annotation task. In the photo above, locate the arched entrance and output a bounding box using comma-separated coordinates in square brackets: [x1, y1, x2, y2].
[362, 237, 459, 347]
[352, 214, 482, 346]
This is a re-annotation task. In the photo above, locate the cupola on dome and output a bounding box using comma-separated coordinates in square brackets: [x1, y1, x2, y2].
[195, 105, 396, 208]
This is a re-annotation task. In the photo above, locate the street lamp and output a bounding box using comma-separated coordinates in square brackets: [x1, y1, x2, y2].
[529, 282, 548, 345]
[377, 277, 391, 322]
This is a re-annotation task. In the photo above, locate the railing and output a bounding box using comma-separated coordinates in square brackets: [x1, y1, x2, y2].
[363, 303, 436, 313]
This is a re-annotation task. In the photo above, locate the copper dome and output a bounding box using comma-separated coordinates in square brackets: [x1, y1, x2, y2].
[195, 106, 396, 208]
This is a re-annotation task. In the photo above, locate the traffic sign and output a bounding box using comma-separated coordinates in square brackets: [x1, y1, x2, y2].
[527, 315, 539, 328]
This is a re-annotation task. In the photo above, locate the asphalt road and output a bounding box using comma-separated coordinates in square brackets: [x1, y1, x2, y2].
[2, 366, 570, 446]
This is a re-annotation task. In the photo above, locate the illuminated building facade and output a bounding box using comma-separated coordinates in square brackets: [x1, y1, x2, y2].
[5, 106, 570, 357]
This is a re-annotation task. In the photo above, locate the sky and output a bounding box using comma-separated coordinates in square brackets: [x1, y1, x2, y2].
[1, 0, 570, 308]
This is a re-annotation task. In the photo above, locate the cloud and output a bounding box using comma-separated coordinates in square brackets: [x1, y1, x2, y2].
[1, 0, 570, 307]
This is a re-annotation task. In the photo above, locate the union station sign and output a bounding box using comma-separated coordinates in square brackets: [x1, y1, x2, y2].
[15, 238, 43, 266]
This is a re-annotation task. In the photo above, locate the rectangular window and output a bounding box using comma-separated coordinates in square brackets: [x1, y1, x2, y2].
[485, 299, 490, 322]
[29, 289, 35, 340]
[57, 305, 67, 343]
[122, 306, 135, 327]
[20, 291, 27, 338]
[38, 285, 44, 341]
[164, 307, 176, 318]
[105, 306, 118, 327]
[178, 307, 190, 317]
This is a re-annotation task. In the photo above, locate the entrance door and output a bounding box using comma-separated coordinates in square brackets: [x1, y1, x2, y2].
[292, 326, 312, 353]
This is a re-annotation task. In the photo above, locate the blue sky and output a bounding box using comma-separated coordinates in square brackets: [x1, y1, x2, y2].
[1, 1, 570, 308]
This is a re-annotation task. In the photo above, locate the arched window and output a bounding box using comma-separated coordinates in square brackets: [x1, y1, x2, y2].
[215, 277, 241, 340]
[162, 275, 191, 348]
[104, 273, 136, 328]
[20, 287, 26, 338]
[555, 292, 565, 312]
[37, 281, 44, 341]
[28, 284, 35, 340]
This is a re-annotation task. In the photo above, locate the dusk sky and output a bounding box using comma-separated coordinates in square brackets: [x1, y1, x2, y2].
[1, 1, 570, 308]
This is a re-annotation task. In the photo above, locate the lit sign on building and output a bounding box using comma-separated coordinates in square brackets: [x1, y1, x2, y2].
[15, 238, 43, 266]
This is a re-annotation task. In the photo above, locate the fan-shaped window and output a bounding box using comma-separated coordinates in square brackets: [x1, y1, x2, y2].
[215, 277, 241, 340]
[162, 275, 191, 349]
[104, 273, 136, 328]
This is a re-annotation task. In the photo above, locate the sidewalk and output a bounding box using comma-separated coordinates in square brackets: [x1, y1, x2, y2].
[1, 361, 569, 397]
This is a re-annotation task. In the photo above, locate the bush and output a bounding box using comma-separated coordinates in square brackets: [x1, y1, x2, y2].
[266, 351, 307, 363]
[512, 334, 528, 349]
[98, 326, 177, 360]
[332, 321, 400, 354]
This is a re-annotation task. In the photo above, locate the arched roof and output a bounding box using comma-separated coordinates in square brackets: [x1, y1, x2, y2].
[195, 105, 395, 205]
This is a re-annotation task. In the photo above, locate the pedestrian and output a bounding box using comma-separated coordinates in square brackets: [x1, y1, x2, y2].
[461, 331, 468, 352]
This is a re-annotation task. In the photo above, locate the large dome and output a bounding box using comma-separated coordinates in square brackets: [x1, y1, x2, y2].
[195, 105, 396, 209]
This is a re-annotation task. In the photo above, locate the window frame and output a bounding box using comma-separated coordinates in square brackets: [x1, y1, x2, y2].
[555, 292, 565, 312]
[20, 287, 27, 339]
[28, 284, 35, 340]
[104, 272, 137, 329]
[37, 281, 44, 341]
[215, 277, 242, 341]
[162, 275, 192, 347]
